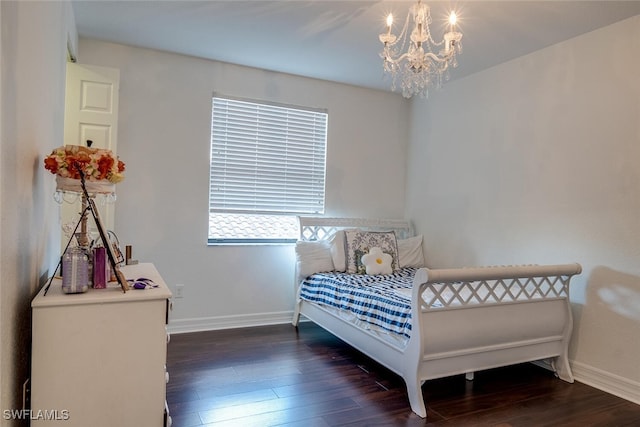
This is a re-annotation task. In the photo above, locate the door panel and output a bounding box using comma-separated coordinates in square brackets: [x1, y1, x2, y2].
[61, 63, 120, 250]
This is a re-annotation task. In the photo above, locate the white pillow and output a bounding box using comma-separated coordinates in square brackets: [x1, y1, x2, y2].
[295, 240, 334, 279]
[397, 235, 425, 268]
[328, 230, 347, 272]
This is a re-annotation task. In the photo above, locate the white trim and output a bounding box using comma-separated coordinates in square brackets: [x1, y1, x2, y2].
[65, 0, 78, 62]
[533, 358, 640, 405]
[167, 310, 295, 334]
[571, 360, 640, 405]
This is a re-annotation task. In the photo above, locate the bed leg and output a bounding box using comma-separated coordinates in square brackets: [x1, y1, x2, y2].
[552, 354, 574, 383]
[406, 380, 427, 418]
[292, 301, 301, 327]
[465, 372, 474, 381]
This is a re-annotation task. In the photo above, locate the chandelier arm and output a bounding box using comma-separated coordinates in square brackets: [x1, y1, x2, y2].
[393, 51, 453, 65]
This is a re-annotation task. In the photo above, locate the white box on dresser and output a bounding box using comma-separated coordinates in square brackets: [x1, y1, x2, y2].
[31, 263, 173, 426]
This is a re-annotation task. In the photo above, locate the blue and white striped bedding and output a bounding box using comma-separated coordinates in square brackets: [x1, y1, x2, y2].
[298, 267, 418, 339]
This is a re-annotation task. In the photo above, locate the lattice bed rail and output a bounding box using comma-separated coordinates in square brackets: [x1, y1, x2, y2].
[298, 216, 413, 241]
[414, 263, 582, 310]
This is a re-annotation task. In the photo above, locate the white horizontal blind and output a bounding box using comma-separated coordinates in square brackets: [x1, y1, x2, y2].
[209, 96, 327, 241]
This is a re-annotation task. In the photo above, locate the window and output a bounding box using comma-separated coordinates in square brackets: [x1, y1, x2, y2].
[209, 95, 328, 243]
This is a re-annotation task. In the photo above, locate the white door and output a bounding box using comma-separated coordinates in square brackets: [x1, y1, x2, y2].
[61, 63, 120, 249]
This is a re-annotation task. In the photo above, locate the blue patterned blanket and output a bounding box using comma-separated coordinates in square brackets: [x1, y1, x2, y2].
[298, 268, 417, 339]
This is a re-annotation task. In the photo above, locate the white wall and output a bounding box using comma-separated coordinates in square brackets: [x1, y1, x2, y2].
[0, 1, 71, 420]
[406, 16, 640, 401]
[77, 38, 410, 332]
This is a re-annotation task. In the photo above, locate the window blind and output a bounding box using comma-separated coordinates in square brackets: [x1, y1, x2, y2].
[209, 96, 327, 216]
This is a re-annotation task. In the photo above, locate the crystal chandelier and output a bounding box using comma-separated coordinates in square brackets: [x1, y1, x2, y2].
[379, 0, 462, 98]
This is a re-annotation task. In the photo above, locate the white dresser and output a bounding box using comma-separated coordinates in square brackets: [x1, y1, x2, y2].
[31, 263, 172, 426]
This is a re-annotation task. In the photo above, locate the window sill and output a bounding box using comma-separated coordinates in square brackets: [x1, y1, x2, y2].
[207, 240, 296, 246]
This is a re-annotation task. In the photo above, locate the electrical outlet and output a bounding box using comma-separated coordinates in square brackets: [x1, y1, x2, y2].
[175, 284, 184, 298]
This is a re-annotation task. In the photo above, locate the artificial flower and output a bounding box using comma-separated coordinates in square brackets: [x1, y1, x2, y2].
[44, 145, 125, 183]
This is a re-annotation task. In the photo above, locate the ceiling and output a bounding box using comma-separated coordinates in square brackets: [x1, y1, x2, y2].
[72, 1, 640, 93]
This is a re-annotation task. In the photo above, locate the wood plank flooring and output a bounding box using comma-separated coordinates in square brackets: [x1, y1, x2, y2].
[166, 322, 640, 426]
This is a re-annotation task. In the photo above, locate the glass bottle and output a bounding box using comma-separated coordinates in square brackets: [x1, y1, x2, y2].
[62, 246, 89, 294]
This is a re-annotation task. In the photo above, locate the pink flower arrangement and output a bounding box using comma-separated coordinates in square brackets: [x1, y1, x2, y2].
[44, 145, 125, 183]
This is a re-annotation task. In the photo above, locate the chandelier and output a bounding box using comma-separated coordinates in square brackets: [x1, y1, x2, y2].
[379, 0, 462, 98]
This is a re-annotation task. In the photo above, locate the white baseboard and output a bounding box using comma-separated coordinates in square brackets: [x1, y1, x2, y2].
[167, 310, 295, 334]
[532, 359, 639, 405]
[168, 316, 640, 406]
[571, 360, 640, 405]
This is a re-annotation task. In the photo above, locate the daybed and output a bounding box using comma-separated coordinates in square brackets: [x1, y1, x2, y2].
[292, 217, 582, 418]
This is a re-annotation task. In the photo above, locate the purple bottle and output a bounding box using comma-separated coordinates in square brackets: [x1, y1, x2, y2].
[93, 246, 107, 289]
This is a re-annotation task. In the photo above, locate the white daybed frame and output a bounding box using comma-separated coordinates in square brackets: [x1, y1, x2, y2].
[292, 217, 582, 419]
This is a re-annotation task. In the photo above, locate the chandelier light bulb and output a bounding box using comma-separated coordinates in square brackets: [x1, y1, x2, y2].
[386, 13, 393, 28]
[449, 11, 457, 26]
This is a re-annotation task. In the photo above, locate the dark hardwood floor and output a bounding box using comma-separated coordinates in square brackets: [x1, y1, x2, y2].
[166, 323, 640, 426]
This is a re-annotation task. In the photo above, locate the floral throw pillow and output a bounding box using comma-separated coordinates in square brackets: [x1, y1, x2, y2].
[344, 230, 399, 274]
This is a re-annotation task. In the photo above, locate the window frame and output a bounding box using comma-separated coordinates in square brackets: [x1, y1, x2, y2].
[208, 94, 328, 244]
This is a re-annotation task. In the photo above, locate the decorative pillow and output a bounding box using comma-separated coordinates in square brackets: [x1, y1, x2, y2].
[328, 230, 347, 272]
[344, 230, 399, 274]
[295, 240, 334, 279]
[397, 235, 425, 268]
[361, 247, 392, 275]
